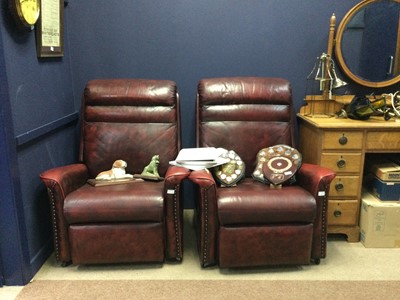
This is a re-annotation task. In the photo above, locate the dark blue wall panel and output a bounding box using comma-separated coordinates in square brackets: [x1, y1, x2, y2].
[0, 20, 32, 285]
[0, 0, 77, 285]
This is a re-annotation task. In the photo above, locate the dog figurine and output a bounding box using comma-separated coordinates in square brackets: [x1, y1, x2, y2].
[95, 159, 133, 180]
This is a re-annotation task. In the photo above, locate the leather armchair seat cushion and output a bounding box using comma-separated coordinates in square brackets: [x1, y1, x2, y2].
[64, 181, 164, 224]
[217, 179, 316, 226]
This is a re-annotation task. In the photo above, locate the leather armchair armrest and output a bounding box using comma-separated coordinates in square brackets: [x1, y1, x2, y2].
[164, 165, 191, 186]
[39, 163, 88, 264]
[188, 169, 219, 267]
[296, 163, 336, 198]
[188, 168, 216, 188]
[296, 163, 336, 260]
[40, 163, 88, 197]
[163, 165, 191, 262]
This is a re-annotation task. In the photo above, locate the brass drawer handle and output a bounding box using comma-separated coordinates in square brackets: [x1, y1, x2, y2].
[339, 134, 348, 145]
[334, 210, 342, 218]
[335, 183, 344, 191]
[337, 158, 346, 168]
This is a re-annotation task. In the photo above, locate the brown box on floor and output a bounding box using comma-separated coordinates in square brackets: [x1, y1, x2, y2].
[360, 191, 400, 248]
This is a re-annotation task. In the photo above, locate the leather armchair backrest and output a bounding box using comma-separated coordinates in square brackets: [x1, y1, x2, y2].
[80, 79, 180, 178]
[197, 77, 295, 177]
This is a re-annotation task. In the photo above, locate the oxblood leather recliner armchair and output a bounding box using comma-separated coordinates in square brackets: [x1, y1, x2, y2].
[40, 79, 190, 266]
[189, 77, 336, 268]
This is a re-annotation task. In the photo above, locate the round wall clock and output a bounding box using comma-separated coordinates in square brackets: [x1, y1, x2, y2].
[9, 0, 40, 30]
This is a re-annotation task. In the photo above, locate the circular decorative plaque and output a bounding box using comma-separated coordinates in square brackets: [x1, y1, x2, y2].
[213, 150, 245, 187]
[252, 145, 302, 185]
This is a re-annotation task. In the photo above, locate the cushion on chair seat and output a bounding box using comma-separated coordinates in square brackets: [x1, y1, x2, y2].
[217, 178, 316, 226]
[64, 181, 164, 224]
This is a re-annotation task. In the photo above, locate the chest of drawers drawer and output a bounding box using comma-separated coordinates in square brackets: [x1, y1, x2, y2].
[323, 131, 363, 150]
[320, 152, 363, 173]
[366, 131, 400, 150]
[329, 175, 360, 198]
[327, 200, 359, 226]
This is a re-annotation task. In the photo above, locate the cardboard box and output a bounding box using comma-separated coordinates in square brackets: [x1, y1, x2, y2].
[360, 192, 400, 248]
[371, 161, 400, 182]
[370, 176, 400, 201]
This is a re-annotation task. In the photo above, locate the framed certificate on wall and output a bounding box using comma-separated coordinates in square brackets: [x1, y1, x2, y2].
[36, 0, 64, 57]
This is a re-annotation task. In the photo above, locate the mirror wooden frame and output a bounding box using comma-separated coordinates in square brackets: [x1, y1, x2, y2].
[335, 0, 400, 88]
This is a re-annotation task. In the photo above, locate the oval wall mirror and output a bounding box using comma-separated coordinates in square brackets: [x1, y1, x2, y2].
[335, 0, 400, 88]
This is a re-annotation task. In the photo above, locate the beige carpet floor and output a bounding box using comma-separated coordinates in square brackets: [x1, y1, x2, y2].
[3, 209, 400, 299]
[15, 280, 400, 300]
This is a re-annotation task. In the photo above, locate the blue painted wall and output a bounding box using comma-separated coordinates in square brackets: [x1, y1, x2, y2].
[67, 1, 363, 149]
[66, 0, 369, 208]
[1, 0, 399, 285]
[0, 0, 77, 285]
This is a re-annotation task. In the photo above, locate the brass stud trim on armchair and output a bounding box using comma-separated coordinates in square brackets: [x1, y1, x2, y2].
[172, 185, 182, 261]
[201, 187, 209, 266]
[47, 186, 60, 262]
[320, 184, 329, 259]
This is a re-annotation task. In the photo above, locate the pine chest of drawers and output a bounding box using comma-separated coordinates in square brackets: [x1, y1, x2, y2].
[297, 115, 400, 242]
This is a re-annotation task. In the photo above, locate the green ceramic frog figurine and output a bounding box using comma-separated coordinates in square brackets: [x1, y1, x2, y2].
[141, 155, 160, 178]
